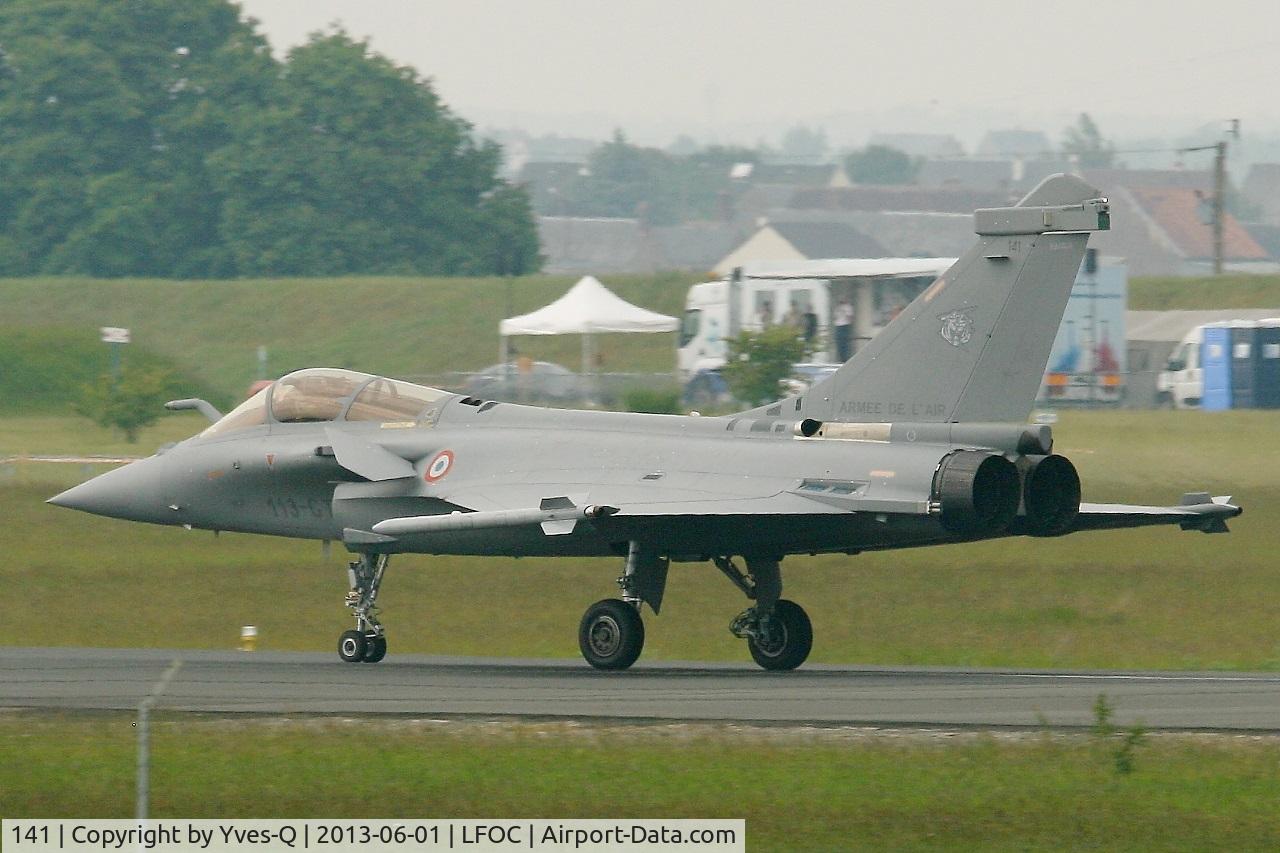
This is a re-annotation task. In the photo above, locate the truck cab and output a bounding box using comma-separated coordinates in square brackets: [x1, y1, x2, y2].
[1157, 328, 1202, 409]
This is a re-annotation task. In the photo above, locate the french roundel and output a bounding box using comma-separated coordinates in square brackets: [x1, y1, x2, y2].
[424, 450, 454, 482]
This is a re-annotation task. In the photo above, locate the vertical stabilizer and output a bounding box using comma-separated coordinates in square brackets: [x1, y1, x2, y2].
[750, 174, 1109, 424]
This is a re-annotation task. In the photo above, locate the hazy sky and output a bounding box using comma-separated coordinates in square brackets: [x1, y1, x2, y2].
[236, 0, 1280, 149]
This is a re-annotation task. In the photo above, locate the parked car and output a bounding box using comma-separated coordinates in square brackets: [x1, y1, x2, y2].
[465, 361, 584, 402]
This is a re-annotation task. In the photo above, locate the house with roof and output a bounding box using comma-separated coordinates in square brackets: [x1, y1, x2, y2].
[537, 216, 742, 275]
[1082, 169, 1270, 276]
[1242, 163, 1280, 226]
[736, 162, 851, 188]
[713, 221, 887, 276]
[867, 133, 964, 159]
[976, 129, 1053, 158]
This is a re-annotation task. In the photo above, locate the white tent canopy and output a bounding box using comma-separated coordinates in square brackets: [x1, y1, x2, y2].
[499, 276, 678, 381]
[500, 275, 678, 336]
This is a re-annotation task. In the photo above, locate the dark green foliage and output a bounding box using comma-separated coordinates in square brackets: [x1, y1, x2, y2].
[844, 144, 920, 185]
[558, 131, 746, 225]
[1091, 693, 1148, 775]
[1062, 113, 1115, 168]
[622, 387, 681, 414]
[0, 2, 538, 277]
[721, 325, 807, 406]
[75, 364, 185, 442]
[0, 326, 216, 415]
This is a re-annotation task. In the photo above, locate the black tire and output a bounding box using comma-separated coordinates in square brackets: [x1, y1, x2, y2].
[338, 629, 367, 663]
[748, 599, 813, 671]
[578, 598, 645, 670]
[362, 634, 387, 663]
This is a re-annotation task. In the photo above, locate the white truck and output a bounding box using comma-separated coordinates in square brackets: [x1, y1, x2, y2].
[677, 255, 1127, 406]
[1036, 255, 1128, 405]
[1156, 326, 1205, 409]
[677, 258, 956, 387]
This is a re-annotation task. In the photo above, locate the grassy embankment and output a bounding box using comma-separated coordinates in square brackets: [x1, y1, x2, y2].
[2, 409, 1276, 670]
[2, 272, 1278, 414]
[1128, 273, 1280, 310]
[0, 273, 701, 410]
[3, 715, 1279, 851]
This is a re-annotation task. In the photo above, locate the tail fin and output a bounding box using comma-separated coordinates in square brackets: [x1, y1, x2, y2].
[751, 174, 1109, 424]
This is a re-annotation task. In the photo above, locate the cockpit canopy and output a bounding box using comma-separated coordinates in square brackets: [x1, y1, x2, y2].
[199, 369, 450, 438]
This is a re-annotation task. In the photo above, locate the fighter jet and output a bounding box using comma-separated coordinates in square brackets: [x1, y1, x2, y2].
[49, 175, 1241, 671]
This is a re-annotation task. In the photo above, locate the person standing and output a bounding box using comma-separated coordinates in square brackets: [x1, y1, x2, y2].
[834, 297, 854, 362]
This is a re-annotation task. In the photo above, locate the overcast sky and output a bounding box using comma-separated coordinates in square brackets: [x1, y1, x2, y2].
[236, 0, 1280, 150]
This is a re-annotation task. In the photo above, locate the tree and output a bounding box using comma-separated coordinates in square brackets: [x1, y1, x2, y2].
[0, 0, 274, 277]
[76, 365, 183, 443]
[779, 124, 828, 163]
[0, 4, 538, 277]
[721, 326, 807, 406]
[844, 145, 919, 185]
[1062, 113, 1115, 168]
[211, 29, 539, 276]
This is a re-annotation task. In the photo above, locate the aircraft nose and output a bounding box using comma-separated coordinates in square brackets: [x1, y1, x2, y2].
[47, 457, 172, 523]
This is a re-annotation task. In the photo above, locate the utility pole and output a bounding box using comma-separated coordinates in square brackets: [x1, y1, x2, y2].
[1212, 140, 1226, 275]
[1184, 120, 1238, 276]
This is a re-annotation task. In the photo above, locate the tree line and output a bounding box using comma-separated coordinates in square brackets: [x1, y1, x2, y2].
[0, 0, 540, 278]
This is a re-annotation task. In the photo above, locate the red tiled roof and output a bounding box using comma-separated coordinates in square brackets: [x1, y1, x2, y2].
[1126, 186, 1267, 260]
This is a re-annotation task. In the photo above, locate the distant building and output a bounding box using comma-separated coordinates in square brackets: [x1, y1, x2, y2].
[1082, 169, 1270, 276]
[976, 129, 1052, 158]
[790, 186, 1012, 214]
[713, 221, 886, 276]
[1242, 223, 1280, 262]
[917, 159, 1014, 190]
[519, 162, 591, 214]
[1241, 163, 1280, 225]
[867, 133, 964, 159]
[736, 162, 850, 188]
[537, 216, 740, 275]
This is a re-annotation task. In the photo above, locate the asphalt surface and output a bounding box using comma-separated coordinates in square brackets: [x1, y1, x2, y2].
[3, 647, 1278, 731]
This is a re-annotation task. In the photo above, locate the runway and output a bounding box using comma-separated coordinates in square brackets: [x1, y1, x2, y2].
[3, 647, 1279, 731]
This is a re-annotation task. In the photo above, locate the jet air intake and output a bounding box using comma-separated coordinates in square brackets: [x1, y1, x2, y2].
[933, 450, 1020, 534]
[1021, 454, 1081, 536]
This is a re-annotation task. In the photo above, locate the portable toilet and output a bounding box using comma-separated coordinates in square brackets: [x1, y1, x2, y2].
[1230, 321, 1259, 409]
[1256, 319, 1280, 409]
[1200, 324, 1233, 411]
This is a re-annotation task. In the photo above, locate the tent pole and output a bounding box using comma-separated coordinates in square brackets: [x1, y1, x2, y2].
[501, 335, 510, 390]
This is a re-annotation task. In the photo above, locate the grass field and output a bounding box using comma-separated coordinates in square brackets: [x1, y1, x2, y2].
[3, 715, 1278, 851]
[1128, 274, 1280, 311]
[0, 273, 700, 408]
[3, 409, 1277, 670]
[3, 272, 1278, 414]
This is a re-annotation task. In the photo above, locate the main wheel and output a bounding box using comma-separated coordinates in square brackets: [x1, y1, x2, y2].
[748, 599, 812, 671]
[338, 629, 367, 663]
[578, 598, 645, 670]
[362, 634, 387, 663]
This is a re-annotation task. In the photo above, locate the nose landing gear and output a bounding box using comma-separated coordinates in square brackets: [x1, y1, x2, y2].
[338, 553, 389, 663]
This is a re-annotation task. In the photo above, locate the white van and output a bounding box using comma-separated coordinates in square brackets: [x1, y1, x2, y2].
[1156, 327, 1203, 409]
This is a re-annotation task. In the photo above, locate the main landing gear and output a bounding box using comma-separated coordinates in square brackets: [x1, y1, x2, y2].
[577, 545, 812, 672]
[338, 553, 389, 663]
[716, 556, 812, 671]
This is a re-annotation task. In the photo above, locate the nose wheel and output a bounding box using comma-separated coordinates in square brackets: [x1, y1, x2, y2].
[339, 553, 389, 664]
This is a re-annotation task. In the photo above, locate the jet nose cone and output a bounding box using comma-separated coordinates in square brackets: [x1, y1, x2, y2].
[47, 458, 170, 522]
[47, 479, 118, 514]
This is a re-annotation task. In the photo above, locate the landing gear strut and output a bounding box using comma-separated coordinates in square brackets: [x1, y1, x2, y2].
[339, 553, 389, 663]
[716, 556, 812, 671]
[578, 542, 668, 671]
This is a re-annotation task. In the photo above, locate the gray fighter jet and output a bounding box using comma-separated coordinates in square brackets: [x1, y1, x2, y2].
[49, 175, 1241, 671]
